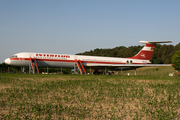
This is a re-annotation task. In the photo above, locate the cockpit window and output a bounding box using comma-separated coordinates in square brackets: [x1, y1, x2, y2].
[11, 55, 17, 58]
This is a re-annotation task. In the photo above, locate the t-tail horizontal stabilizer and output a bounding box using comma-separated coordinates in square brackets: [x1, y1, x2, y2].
[140, 41, 172, 44]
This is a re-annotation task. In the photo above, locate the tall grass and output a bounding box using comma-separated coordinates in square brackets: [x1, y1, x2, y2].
[0, 73, 180, 119]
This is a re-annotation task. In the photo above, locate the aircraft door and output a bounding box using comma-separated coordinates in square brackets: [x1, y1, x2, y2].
[29, 53, 34, 58]
[74, 55, 78, 60]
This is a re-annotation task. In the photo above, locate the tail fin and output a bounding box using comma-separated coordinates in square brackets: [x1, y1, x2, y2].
[128, 41, 172, 60]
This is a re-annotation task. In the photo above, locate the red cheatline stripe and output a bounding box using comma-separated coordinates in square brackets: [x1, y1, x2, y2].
[10, 57, 149, 65]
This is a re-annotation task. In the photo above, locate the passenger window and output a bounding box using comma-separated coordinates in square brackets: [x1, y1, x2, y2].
[130, 60, 133, 64]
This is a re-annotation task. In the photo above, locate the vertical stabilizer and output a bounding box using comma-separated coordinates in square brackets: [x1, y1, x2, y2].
[128, 41, 171, 60]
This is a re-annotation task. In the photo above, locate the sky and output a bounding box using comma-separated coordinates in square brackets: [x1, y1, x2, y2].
[1, 0, 180, 63]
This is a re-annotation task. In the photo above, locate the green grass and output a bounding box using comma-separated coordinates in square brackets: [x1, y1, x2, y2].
[121, 66, 175, 76]
[0, 73, 180, 119]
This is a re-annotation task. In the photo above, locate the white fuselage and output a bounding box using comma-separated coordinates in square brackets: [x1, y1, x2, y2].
[4, 52, 150, 68]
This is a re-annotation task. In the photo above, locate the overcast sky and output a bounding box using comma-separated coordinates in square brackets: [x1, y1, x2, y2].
[1, 0, 180, 63]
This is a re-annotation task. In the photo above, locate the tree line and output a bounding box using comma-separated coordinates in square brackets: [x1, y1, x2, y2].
[77, 43, 180, 64]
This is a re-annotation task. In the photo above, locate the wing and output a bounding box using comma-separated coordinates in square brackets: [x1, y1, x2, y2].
[85, 63, 172, 67]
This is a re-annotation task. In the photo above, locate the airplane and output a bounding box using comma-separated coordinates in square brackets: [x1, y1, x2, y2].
[4, 41, 172, 75]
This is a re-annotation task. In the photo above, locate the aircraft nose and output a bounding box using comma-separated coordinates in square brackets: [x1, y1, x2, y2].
[4, 58, 10, 65]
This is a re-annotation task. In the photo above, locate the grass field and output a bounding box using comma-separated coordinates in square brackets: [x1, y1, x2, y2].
[119, 66, 175, 76]
[0, 70, 180, 119]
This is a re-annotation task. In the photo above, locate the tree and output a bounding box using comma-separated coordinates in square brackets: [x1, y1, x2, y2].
[153, 58, 163, 64]
[172, 50, 180, 71]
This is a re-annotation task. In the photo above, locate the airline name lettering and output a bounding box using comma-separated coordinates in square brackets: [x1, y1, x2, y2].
[36, 54, 70, 58]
